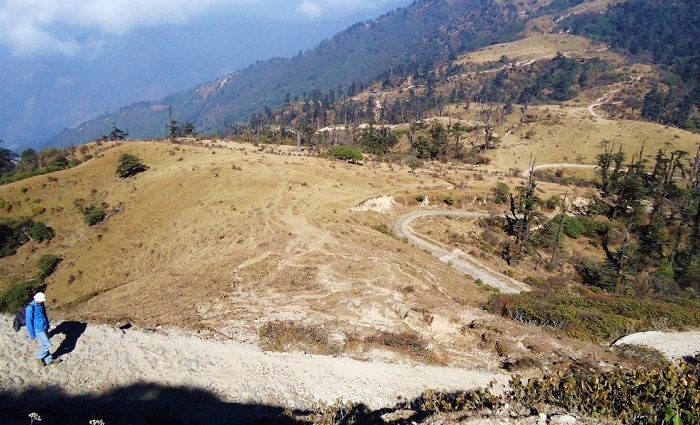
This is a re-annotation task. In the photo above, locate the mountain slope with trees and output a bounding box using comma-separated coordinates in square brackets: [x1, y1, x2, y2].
[48, 0, 572, 147]
[560, 0, 700, 129]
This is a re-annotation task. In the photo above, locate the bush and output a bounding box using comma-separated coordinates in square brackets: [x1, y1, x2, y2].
[31, 204, 46, 215]
[37, 254, 62, 279]
[258, 320, 340, 355]
[510, 361, 700, 424]
[491, 182, 510, 204]
[0, 218, 55, 257]
[116, 153, 148, 178]
[83, 204, 107, 225]
[28, 221, 55, 241]
[563, 215, 609, 239]
[486, 290, 700, 342]
[0, 279, 42, 313]
[74, 198, 108, 226]
[365, 330, 430, 358]
[324, 145, 363, 162]
[543, 195, 562, 210]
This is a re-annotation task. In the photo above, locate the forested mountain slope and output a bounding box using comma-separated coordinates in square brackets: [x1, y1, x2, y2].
[49, 0, 700, 147]
[48, 0, 568, 146]
[561, 0, 700, 129]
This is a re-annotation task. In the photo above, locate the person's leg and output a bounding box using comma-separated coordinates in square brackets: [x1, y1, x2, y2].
[35, 332, 53, 364]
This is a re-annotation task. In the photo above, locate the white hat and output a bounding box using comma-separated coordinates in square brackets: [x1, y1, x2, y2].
[34, 292, 46, 302]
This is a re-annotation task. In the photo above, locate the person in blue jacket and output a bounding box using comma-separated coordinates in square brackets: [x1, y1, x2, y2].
[26, 292, 62, 366]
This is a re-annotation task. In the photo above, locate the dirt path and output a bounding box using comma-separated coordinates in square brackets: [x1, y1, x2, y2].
[524, 163, 598, 178]
[614, 331, 700, 360]
[391, 208, 700, 358]
[588, 89, 620, 118]
[0, 314, 508, 423]
[392, 210, 529, 294]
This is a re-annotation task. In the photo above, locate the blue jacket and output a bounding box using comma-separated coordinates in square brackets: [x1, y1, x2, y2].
[25, 301, 50, 339]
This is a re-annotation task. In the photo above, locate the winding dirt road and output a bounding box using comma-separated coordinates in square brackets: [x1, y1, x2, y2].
[392, 209, 700, 359]
[392, 210, 529, 294]
[588, 89, 620, 118]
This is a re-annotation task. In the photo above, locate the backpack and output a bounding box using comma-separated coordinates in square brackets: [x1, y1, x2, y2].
[12, 304, 32, 332]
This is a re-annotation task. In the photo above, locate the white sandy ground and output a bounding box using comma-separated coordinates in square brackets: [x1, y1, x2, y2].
[614, 331, 700, 360]
[0, 314, 509, 424]
[1, 314, 699, 424]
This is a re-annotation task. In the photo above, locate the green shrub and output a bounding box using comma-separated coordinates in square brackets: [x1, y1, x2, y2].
[31, 204, 46, 215]
[443, 195, 455, 206]
[371, 223, 392, 236]
[563, 215, 586, 238]
[74, 198, 108, 226]
[28, 221, 55, 241]
[0, 217, 55, 257]
[116, 153, 148, 178]
[0, 279, 42, 313]
[37, 254, 62, 279]
[510, 361, 700, 424]
[83, 204, 107, 225]
[491, 182, 510, 204]
[543, 195, 562, 210]
[563, 215, 609, 239]
[486, 290, 700, 342]
[324, 145, 363, 162]
[305, 355, 700, 424]
[523, 276, 544, 286]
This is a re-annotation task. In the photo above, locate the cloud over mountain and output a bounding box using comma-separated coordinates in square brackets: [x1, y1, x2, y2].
[0, 0, 403, 57]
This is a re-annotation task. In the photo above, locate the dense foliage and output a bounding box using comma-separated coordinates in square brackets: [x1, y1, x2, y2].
[116, 153, 148, 178]
[510, 360, 700, 424]
[0, 217, 55, 257]
[486, 291, 700, 342]
[562, 0, 700, 130]
[0, 146, 81, 185]
[0, 278, 42, 313]
[0, 255, 61, 313]
[323, 145, 363, 162]
[407, 355, 700, 425]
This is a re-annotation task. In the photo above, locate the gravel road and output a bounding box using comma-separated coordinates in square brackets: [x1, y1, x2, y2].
[392, 210, 529, 294]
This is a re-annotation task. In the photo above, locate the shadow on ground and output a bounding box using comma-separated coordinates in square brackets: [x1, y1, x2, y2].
[0, 383, 445, 425]
[50, 321, 87, 358]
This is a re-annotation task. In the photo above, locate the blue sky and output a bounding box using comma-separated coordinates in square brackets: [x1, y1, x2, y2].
[0, 0, 409, 57]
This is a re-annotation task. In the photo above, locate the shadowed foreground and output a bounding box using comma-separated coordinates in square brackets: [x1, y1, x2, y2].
[0, 383, 451, 425]
[1, 383, 307, 424]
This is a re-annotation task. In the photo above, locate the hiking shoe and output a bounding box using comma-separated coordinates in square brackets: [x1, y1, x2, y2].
[45, 358, 63, 366]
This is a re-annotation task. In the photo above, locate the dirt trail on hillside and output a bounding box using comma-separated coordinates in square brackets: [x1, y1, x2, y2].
[391, 209, 700, 354]
[392, 210, 529, 294]
[0, 315, 508, 424]
[588, 89, 620, 118]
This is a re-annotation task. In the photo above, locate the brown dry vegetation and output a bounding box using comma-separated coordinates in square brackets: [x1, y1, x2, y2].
[0, 136, 633, 376]
[1, 31, 699, 381]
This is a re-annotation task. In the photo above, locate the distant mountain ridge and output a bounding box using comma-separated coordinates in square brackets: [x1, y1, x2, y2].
[49, 0, 555, 147]
[50, 0, 700, 147]
[0, 5, 410, 152]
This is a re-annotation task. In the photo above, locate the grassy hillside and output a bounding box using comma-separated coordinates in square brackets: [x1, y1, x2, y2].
[3, 92, 699, 360]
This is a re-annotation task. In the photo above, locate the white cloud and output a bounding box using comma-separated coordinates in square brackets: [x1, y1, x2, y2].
[0, 0, 256, 56]
[297, 1, 323, 19]
[0, 0, 406, 56]
[296, 0, 399, 19]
